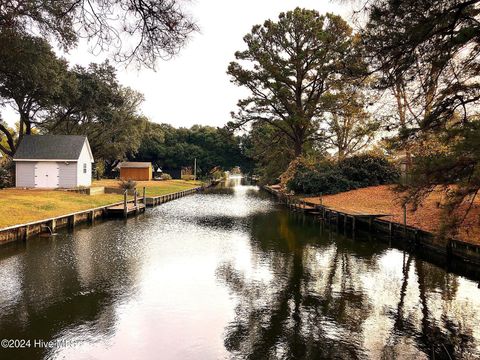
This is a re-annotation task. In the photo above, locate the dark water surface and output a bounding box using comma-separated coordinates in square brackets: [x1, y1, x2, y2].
[1, 179, 480, 359]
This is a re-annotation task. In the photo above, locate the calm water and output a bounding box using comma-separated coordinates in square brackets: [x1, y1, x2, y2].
[1, 179, 480, 359]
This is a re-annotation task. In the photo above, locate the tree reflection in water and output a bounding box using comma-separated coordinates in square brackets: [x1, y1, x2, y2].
[216, 211, 480, 359]
[1, 184, 479, 360]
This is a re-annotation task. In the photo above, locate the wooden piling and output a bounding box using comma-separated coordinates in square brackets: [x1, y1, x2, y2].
[49, 219, 56, 232]
[68, 215, 75, 229]
[123, 191, 128, 218]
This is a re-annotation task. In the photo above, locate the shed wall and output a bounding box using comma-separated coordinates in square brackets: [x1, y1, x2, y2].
[120, 167, 151, 181]
[77, 142, 92, 186]
[15, 162, 36, 187]
[58, 162, 77, 188]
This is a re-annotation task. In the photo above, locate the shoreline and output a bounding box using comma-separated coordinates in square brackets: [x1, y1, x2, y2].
[0, 187, 202, 245]
[263, 185, 480, 267]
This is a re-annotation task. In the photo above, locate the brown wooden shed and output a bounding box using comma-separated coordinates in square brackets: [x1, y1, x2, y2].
[119, 162, 152, 181]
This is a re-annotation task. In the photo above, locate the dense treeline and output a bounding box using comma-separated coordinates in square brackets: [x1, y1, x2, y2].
[0, 29, 250, 179]
[227, 3, 480, 236]
[131, 123, 253, 178]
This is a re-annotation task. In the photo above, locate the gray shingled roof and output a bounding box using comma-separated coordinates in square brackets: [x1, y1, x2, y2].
[119, 162, 152, 168]
[13, 135, 87, 160]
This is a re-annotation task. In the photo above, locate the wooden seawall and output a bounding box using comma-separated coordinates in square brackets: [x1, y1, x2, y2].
[263, 185, 480, 266]
[0, 187, 202, 245]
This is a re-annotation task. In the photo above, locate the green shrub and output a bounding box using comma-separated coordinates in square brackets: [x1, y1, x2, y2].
[287, 154, 399, 195]
[0, 166, 13, 189]
[0, 158, 14, 189]
[160, 173, 172, 180]
[339, 154, 399, 187]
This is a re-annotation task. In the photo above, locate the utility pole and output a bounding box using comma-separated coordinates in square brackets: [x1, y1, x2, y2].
[194, 158, 197, 181]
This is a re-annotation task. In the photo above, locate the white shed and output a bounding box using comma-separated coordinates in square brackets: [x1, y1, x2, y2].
[13, 135, 94, 188]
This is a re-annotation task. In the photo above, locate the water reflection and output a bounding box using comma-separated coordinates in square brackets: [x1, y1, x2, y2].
[0, 184, 479, 359]
[218, 210, 480, 359]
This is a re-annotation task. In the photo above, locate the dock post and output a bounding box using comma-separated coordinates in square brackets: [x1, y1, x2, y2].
[446, 239, 453, 260]
[134, 188, 138, 208]
[23, 225, 30, 241]
[352, 217, 356, 235]
[68, 215, 75, 229]
[90, 210, 95, 225]
[50, 219, 57, 232]
[124, 191, 128, 218]
[143, 187, 146, 204]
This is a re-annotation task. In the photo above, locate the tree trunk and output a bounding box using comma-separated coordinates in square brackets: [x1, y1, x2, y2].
[293, 140, 303, 157]
[0, 125, 16, 156]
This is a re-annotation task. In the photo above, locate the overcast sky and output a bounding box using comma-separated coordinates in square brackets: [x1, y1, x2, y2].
[4, 1, 354, 129]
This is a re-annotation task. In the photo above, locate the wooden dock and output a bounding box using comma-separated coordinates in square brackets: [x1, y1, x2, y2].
[289, 197, 392, 233]
[312, 204, 392, 233]
[106, 203, 146, 217]
[106, 187, 147, 218]
[263, 185, 480, 265]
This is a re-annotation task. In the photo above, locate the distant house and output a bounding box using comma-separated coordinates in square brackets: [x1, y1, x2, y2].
[119, 162, 152, 181]
[152, 165, 163, 179]
[13, 135, 94, 188]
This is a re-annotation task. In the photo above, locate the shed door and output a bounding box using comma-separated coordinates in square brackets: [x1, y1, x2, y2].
[35, 162, 59, 188]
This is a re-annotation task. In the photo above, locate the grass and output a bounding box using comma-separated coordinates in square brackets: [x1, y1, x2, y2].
[92, 179, 203, 196]
[0, 189, 124, 229]
[0, 180, 202, 229]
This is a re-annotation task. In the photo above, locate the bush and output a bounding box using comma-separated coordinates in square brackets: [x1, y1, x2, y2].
[0, 158, 14, 189]
[0, 166, 13, 189]
[287, 154, 399, 195]
[160, 173, 172, 180]
[119, 178, 137, 190]
[339, 154, 399, 187]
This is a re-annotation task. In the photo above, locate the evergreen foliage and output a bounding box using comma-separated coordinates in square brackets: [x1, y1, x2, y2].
[362, 0, 480, 235]
[227, 8, 367, 157]
[287, 154, 399, 195]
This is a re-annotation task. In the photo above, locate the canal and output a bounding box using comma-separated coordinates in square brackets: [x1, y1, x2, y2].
[1, 179, 480, 359]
